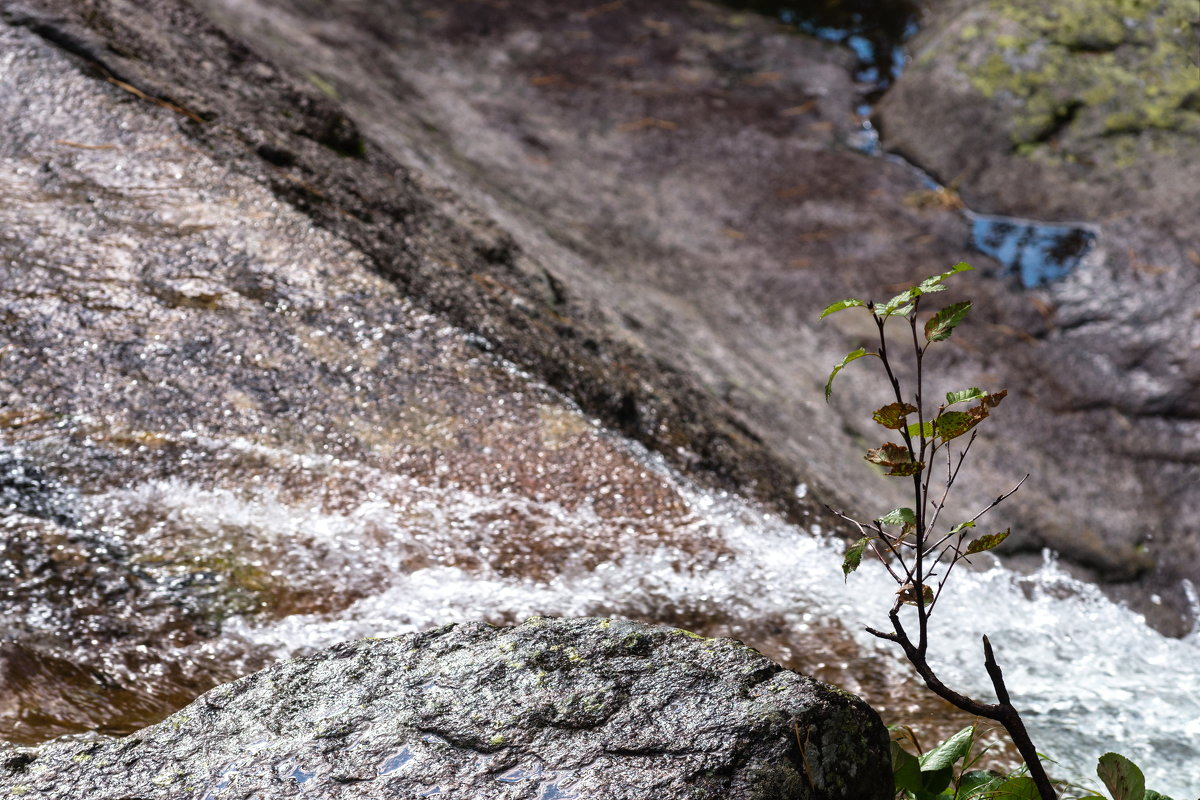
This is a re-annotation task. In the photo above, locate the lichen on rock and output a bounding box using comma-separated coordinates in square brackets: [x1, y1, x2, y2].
[963, 0, 1198, 157]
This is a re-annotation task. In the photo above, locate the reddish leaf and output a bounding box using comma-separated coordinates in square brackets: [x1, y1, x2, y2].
[980, 389, 1008, 408]
[934, 391, 1008, 441]
[865, 443, 925, 476]
[873, 402, 918, 430]
[924, 300, 972, 342]
[897, 583, 934, 606]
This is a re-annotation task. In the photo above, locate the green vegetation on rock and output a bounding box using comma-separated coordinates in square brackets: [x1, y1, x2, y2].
[961, 0, 1198, 162]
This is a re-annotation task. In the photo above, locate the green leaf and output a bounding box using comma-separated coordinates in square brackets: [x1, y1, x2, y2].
[919, 726, 975, 772]
[917, 262, 973, 294]
[1143, 791, 1175, 800]
[966, 529, 1010, 554]
[820, 298, 866, 319]
[874, 264, 974, 322]
[945, 387, 986, 406]
[842, 536, 871, 580]
[948, 520, 976, 536]
[880, 288, 918, 317]
[1097, 753, 1146, 800]
[825, 347, 870, 401]
[993, 776, 1041, 800]
[919, 766, 954, 796]
[879, 507, 917, 526]
[891, 741, 922, 793]
[924, 300, 972, 342]
[906, 420, 934, 439]
[873, 402, 918, 429]
[959, 770, 1004, 800]
[865, 442, 924, 476]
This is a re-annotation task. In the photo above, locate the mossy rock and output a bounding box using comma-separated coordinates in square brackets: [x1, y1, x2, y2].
[877, 0, 1199, 221]
[963, 0, 1198, 154]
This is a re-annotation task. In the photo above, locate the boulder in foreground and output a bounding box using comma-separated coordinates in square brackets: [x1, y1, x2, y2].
[0, 618, 891, 799]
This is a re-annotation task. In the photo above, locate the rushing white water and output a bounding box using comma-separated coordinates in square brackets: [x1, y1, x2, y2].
[169, 445, 1200, 798]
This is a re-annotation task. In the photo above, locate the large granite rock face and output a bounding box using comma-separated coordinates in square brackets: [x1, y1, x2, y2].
[0, 0, 838, 742]
[874, 0, 1200, 597]
[0, 0, 1194, 748]
[185, 0, 1198, 619]
[0, 619, 893, 800]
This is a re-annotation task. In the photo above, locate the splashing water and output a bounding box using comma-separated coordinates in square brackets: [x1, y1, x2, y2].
[5, 406, 1197, 794]
[3, 383, 1194, 794]
[201, 448, 1199, 797]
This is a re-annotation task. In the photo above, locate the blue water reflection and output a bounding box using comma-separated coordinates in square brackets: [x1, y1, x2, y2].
[968, 213, 1096, 288]
[773, 2, 919, 90]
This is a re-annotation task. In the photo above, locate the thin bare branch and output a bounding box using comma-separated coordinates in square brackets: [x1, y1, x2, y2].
[926, 430, 978, 534]
[867, 539, 905, 584]
[865, 626, 899, 643]
[824, 504, 912, 584]
[966, 473, 1030, 526]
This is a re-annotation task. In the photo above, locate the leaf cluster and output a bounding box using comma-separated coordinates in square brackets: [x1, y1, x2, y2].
[823, 265, 1055, 800]
[822, 267, 1175, 800]
[822, 264, 1018, 614]
[891, 724, 1039, 800]
[890, 729, 1176, 800]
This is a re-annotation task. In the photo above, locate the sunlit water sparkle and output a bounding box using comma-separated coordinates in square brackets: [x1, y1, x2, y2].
[187, 449, 1200, 798]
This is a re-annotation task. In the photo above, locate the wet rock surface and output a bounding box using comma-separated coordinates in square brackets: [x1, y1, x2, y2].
[874, 0, 1200, 616]
[0, 618, 893, 800]
[182, 0, 1198, 616]
[0, 0, 1196, 758]
[0, 2, 784, 742]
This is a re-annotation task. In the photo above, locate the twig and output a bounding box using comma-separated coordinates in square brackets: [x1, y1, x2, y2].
[825, 505, 911, 584]
[924, 471, 1027, 556]
[966, 473, 1030, 526]
[925, 431, 977, 534]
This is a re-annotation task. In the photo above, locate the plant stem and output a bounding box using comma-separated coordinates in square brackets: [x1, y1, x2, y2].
[908, 308, 930, 656]
[866, 619, 1057, 800]
[983, 636, 1058, 800]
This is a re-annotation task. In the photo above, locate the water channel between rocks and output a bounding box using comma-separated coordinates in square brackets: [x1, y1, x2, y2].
[6, 420, 1200, 795]
[729, 0, 1101, 290]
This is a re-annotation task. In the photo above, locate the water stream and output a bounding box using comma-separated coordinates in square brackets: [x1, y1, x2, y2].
[740, 0, 1101, 289]
[138, 443, 1200, 796]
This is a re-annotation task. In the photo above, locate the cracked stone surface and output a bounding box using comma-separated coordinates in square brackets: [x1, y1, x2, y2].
[0, 618, 891, 800]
